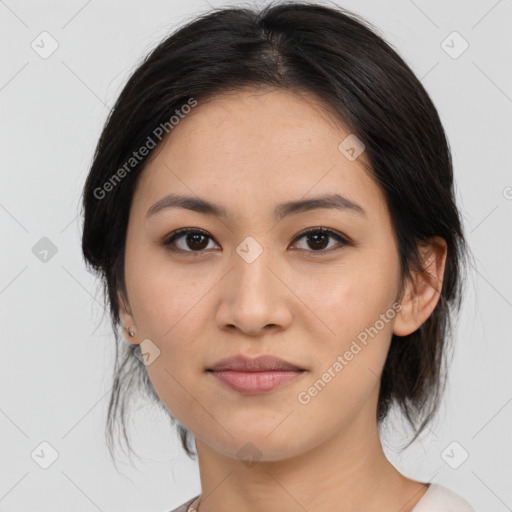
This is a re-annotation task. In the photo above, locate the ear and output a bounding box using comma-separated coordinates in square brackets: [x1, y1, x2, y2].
[393, 236, 448, 337]
[117, 290, 139, 345]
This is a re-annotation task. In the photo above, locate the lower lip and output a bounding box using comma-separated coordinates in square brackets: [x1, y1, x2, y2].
[209, 370, 305, 394]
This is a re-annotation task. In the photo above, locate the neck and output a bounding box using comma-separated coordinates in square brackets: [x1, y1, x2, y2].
[192, 415, 427, 512]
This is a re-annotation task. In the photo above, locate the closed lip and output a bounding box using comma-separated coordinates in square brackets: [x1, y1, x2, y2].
[207, 354, 305, 372]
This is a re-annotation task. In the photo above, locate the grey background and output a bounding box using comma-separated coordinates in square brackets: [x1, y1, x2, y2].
[1, 0, 511, 510]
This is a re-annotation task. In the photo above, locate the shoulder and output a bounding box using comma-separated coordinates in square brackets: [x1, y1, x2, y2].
[167, 495, 200, 512]
[412, 483, 476, 512]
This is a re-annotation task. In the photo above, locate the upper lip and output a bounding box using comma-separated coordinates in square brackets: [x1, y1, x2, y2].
[208, 354, 304, 372]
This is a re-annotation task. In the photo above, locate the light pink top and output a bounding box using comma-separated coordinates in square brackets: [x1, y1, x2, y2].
[168, 482, 476, 512]
[411, 483, 476, 511]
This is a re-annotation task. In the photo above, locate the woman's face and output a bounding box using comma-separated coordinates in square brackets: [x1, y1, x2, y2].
[120, 88, 404, 461]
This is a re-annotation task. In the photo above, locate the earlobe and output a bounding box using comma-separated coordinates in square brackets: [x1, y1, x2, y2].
[393, 237, 448, 337]
[117, 290, 138, 344]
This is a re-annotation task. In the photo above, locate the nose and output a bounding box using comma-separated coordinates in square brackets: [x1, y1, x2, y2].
[215, 242, 293, 337]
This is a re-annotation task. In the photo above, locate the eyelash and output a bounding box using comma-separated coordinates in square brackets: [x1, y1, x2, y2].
[160, 227, 352, 257]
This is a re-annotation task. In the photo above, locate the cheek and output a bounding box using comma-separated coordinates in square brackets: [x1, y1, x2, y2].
[125, 245, 217, 340]
[297, 287, 394, 428]
[302, 259, 398, 341]
[144, 360, 204, 435]
[295, 253, 399, 398]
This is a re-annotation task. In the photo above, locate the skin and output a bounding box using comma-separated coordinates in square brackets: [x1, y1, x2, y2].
[118, 87, 447, 512]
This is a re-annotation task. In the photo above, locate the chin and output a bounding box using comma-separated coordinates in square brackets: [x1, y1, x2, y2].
[200, 428, 310, 464]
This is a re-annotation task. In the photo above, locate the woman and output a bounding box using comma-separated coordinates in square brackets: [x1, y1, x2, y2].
[81, 2, 476, 511]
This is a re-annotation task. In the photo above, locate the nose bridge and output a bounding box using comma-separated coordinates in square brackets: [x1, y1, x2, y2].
[216, 233, 291, 334]
[233, 234, 275, 298]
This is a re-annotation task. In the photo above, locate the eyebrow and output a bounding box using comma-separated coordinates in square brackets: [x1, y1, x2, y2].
[146, 192, 366, 221]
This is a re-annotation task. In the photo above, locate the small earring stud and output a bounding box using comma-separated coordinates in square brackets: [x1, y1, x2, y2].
[127, 327, 135, 337]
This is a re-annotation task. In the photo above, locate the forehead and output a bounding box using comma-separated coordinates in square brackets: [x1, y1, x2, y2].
[151, 87, 357, 164]
[133, 88, 386, 222]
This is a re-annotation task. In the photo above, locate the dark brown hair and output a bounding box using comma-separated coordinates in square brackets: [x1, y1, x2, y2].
[81, 1, 469, 462]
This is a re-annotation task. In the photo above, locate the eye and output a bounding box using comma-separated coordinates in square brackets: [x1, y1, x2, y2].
[161, 228, 219, 254]
[160, 227, 351, 256]
[290, 227, 351, 255]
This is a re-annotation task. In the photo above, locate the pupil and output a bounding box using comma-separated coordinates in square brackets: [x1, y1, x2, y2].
[309, 232, 327, 250]
[188, 233, 208, 250]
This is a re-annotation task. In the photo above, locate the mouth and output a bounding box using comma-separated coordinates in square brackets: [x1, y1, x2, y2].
[207, 354, 306, 394]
